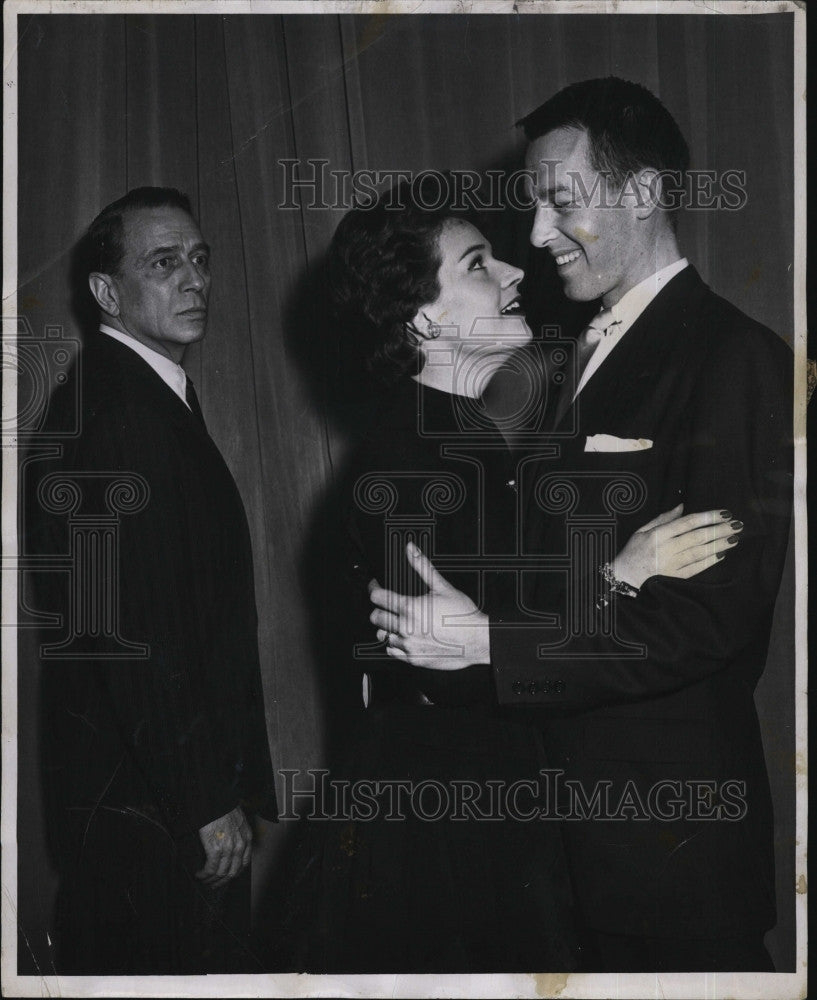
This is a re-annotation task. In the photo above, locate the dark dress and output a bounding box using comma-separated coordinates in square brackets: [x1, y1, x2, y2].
[295, 379, 578, 973]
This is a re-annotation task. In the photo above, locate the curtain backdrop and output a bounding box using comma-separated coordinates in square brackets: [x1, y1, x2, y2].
[16, 10, 796, 972]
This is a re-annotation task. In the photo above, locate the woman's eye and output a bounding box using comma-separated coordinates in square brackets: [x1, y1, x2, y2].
[468, 255, 486, 271]
[154, 257, 173, 270]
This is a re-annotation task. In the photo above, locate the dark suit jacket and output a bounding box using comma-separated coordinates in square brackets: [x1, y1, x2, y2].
[489, 266, 793, 940]
[30, 333, 276, 852]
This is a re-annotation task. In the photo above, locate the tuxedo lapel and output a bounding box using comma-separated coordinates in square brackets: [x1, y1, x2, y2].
[522, 268, 708, 548]
[560, 266, 707, 439]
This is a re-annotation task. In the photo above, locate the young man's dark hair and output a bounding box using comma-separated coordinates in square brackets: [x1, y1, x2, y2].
[518, 76, 689, 218]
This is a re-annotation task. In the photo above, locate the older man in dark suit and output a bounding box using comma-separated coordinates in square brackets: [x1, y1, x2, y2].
[29, 187, 277, 973]
[369, 79, 793, 971]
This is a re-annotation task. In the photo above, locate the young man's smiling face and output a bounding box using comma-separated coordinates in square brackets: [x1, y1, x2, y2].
[525, 126, 654, 309]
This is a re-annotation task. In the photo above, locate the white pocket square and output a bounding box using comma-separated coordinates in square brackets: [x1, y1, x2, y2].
[584, 434, 653, 453]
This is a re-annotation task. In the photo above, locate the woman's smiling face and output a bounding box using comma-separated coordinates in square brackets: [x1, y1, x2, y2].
[415, 219, 532, 352]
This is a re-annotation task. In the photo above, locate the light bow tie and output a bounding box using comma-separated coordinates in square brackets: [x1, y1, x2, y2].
[583, 308, 622, 346]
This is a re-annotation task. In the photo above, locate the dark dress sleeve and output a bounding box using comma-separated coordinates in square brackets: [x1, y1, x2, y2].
[343, 386, 506, 707]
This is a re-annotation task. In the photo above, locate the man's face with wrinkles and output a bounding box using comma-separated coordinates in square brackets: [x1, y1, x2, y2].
[108, 206, 212, 362]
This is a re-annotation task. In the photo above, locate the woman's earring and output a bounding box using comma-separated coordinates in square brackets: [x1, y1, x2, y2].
[427, 322, 441, 340]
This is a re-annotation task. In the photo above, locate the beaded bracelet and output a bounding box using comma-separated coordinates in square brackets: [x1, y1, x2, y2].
[595, 562, 640, 608]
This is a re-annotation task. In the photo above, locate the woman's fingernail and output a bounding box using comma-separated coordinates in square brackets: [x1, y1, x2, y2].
[727, 535, 739, 544]
[730, 520, 744, 530]
[716, 553, 726, 560]
[407, 541, 420, 557]
[720, 510, 733, 519]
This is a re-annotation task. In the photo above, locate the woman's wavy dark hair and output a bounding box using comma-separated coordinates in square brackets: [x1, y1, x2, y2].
[328, 175, 483, 384]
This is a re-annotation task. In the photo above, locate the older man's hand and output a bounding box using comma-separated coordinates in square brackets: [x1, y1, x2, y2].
[368, 542, 491, 671]
[196, 806, 252, 888]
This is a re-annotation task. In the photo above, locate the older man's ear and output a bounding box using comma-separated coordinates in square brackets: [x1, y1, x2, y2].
[88, 272, 119, 316]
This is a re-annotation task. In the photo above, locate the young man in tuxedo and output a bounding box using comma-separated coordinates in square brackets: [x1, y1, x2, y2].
[369, 78, 793, 971]
[29, 188, 277, 973]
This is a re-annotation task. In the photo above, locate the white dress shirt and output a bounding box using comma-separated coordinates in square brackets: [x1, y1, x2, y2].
[99, 324, 191, 409]
[574, 258, 689, 399]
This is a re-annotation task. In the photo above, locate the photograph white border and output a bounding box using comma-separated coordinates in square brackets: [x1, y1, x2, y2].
[2, 2, 807, 997]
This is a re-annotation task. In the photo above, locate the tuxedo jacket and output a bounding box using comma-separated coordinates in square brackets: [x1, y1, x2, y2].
[30, 333, 276, 852]
[489, 266, 793, 940]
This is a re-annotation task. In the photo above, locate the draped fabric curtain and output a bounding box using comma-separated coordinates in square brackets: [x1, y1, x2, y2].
[16, 10, 795, 971]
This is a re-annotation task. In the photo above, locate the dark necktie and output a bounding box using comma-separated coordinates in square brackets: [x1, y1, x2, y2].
[185, 377, 207, 428]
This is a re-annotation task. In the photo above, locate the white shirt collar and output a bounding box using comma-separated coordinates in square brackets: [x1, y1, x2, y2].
[574, 258, 689, 399]
[607, 258, 689, 336]
[98, 324, 190, 408]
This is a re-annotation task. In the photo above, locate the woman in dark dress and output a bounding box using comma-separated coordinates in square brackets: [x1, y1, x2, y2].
[292, 184, 738, 973]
